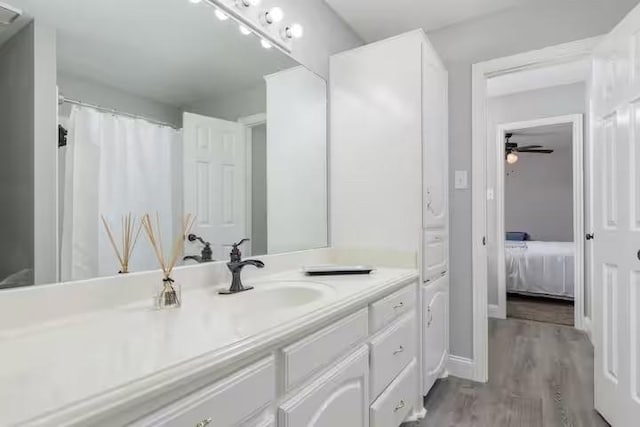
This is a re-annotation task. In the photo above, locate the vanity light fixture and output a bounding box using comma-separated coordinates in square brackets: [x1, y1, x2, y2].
[262, 6, 284, 25]
[282, 23, 304, 40]
[214, 9, 229, 20]
[261, 39, 273, 49]
[506, 152, 519, 164]
[239, 24, 251, 35]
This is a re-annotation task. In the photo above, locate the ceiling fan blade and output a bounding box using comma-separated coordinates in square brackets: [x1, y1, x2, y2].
[516, 145, 543, 150]
[519, 149, 554, 154]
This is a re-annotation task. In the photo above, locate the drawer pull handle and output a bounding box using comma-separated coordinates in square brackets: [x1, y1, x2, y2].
[394, 400, 406, 412]
[196, 418, 213, 427]
[427, 306, 433, 327]
[393, 302, 404, 310]
[393, 345, 404, 355]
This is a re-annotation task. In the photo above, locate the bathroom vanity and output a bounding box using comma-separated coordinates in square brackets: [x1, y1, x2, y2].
[0, 262, 428, 426]
[0, 1, 450, 425]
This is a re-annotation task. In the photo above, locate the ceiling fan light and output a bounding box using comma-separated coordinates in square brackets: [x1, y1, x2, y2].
[506, 152, 519, 164]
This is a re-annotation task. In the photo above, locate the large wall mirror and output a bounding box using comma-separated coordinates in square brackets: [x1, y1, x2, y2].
[0, 0, 328, 288]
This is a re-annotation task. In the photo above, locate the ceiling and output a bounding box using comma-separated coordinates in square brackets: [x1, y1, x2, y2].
[4, 0, 297, 107]
[487, 59, 590, 98]
[325, 0, 532, 42]
[510, 123, 572, 149]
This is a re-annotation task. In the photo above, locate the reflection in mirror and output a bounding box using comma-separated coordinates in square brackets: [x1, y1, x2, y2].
[0, 0, 327, 288]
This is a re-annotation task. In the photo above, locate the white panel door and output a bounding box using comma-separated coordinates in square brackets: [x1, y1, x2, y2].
[183, 112, 247, 260]
[422, 275, 448, 395]
[591, 4, 640, 424]
[423, 55, 448, 230]
[278, 346, 369, 427]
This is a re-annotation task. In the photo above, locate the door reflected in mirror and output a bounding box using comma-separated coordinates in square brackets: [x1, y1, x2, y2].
[0, 0, 327, 288]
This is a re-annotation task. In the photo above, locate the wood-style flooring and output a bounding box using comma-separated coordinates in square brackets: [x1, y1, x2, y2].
[409, 318, 608, 427]
[507, 294, 574, 326]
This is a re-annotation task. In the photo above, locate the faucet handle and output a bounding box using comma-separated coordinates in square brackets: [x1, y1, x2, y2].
[233, 238, 250, 248]
[230, 238, 250, 262]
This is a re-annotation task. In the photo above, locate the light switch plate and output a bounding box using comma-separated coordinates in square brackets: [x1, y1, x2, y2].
[454, 170, 468, 189]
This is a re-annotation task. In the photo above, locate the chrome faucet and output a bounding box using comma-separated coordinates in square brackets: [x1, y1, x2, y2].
[219, 239, 264, 295]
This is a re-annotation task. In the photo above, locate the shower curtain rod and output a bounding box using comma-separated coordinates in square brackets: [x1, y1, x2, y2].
[58, 94, 180, 130]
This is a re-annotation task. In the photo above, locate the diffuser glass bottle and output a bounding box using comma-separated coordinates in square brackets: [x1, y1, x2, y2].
[142, 213, 195, 310]
[157, 277, 181, 309]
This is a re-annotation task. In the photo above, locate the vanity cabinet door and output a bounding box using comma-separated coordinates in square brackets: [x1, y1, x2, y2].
[422, 276, 449, 395]
[278, 346, 369, 427]
[422, 54, 448, 231]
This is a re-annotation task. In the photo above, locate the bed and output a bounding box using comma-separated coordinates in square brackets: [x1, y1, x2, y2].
[505, 241, 575, 299]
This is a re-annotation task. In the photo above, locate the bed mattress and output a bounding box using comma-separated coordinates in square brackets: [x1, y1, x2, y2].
[505, 241, 575, 299]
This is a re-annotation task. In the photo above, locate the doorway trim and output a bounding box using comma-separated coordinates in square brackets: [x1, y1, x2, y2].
[238, 113, 267, 256]
[493, 114, 584, 329]
[471, 36, 600, 383]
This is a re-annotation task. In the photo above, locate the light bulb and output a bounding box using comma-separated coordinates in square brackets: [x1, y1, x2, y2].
[239, 25, 251, 35]
[189, 0, 202, 4]
[261, 39, 272, 49]
[265, 6, 284, 24]
[215, 9, 229, 20]
[506, 152, 519, 164]
[290, 23, 304, 38]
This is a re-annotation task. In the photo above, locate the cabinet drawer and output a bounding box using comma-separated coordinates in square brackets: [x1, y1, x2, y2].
[282, 308, 368, 391]
[369, 313, 416, 400]
[131, 357, 275, 427]
[370, 284, 415, 332]
[423, 230, 447, 281]
[370, 359, 417, 427]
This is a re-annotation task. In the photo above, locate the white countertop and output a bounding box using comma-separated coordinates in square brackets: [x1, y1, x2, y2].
[0, 267, 418, 426]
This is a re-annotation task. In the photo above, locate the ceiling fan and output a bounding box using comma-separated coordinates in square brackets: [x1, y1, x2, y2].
[505, 132, 554, 164]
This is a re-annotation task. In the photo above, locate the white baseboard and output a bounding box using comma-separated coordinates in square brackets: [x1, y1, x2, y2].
[447, 355, 474, 380]
[488, 304, 504, 319]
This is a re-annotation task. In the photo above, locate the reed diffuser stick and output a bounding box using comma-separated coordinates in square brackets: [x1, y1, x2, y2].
[142, 213, 196, 308]
[101, 214, 143, 274]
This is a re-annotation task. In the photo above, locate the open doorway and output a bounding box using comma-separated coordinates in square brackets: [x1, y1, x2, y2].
[496, 116, 584, 327]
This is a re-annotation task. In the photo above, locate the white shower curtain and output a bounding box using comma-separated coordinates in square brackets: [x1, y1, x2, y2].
[61, 106, 182, 281]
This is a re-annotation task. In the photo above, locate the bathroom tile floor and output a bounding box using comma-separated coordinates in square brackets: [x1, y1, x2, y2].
[410, 318, 608, 427]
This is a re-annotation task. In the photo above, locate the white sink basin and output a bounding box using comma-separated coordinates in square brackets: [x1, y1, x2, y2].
[228, 281, 336, 312]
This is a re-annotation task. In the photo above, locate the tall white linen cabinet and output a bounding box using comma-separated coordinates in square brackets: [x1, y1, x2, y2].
[330, 28, 450, 410]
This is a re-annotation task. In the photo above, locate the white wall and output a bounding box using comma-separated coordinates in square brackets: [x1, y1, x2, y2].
[505, 144, 574, 242]
[185, 84, 266, 122]
[426, 0, 637, 358]
[486, 83, 585, 306]
[58, 73, 182, 128]
[266, 66, 328, 253]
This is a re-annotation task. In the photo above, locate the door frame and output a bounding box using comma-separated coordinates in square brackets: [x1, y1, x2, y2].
[238, 112, 267, 256]
[471, 36, 600, 382]
[493, 114, 584, 328]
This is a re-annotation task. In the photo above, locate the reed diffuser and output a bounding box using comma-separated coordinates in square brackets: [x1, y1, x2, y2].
[101, 213, 143, 274]
[142, 213, 196, 309]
